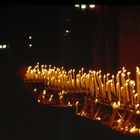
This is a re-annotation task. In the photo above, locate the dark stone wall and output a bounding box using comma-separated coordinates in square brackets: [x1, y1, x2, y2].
[119, 6, 140, 77]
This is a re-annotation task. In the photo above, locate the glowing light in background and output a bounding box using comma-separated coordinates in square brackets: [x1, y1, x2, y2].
[89, 4, 95, 8]
[29, 44, 32, 47]
[0, 44, 8, 49]
[29, 36, 32, 39]
[65, 30, 69, 33]
[74, 4, 80, 8]
[3, 45, 6, 49]
[81, 4, 87, 10]
[74, 4, 95, 10]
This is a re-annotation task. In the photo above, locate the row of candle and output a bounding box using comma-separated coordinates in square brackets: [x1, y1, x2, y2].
[35, 86, 140, 135]
[25, 63, 140, 110]
[24, 63, 140, 135]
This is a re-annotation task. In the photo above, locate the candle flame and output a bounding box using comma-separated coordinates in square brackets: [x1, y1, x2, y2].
[95, 99, 98, 103]
[43, 90, 46, 95]
[136, 66, 139, 72]
[76, 101, 79, 106]
[117, 119, 121, 123]
[34, 88, 37, 92]
[96, 117, 101, 121]
[112, 75, 114, 79]
[130, 126, 137, 133]
[136, 110, 140, 114]
[113, 102, 118, 108]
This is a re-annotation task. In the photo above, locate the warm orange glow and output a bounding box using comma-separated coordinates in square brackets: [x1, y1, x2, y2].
[43, 90, 46, 95]
[117, 119, 121, 123]
[130, 126, 138, 133]
[24, 64, 140, 135]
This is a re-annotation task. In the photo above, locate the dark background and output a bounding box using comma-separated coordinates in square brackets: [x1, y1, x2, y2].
[0, 5, 118, 72]
[1, 6, 140, 74]
[0, 5, 140, 140]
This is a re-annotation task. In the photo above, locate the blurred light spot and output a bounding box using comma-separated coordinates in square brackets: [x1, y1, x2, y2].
[0, 45, 2, 49]
[81, 4, 87, 9]
[89, 4, 95, 8]
[66, 30, 69, 33]
[74, 4, 80, 8]
[29, 44, 32, 47]
[3, 45, 6, 49]
[29, 36, 32, 39]
[34, 88, 37, 92]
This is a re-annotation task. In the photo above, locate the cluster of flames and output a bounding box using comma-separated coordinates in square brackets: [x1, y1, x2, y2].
[24, 62, 140, 135]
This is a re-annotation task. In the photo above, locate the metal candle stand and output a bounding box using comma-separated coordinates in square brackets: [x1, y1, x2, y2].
[76, 94, 140, 135]
[24, 80, 85, 109]
[23, 64, 140, 136]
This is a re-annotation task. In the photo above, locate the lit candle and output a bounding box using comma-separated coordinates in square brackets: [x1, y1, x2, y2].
[121, 73, 125, 87]
[127, 72, 131, 80]
[129, 81, 134, 106]
[76, 75, 80, 89]
[59, 95, 64, 106]
[73, 69, 75, 88]
[97, 75, 104, 98]
[85, 74, 90, 91]
[134, 93, 138, 106]
[111, 75, 116, 96]
[125, 83, 130, 103]
[81, 68, 84, 76]
[93, 71, 98, 97]
[43, 89, 46, 95]
[136, 67, 139, 102]
[138, 70, 140, 103]
[89, 77, 94, 96]
[110, 102, 118, 127]
[48, 94, 53, 102]
[129, 126, 138, 134]
[72, 79, 75, 88]
[75, 101, 79, 113]
[106, 73, 110, 83]
[108, 80, 112, 102]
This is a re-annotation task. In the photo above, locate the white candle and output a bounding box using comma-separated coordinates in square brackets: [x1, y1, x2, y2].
[129, 80, 134, 106]
[125, 83, 130, 103]
[108, 80, 112, 102]
[112, 75, 116, 96]
[75, 101, 79, 113]
[93, 71, 98, 97]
